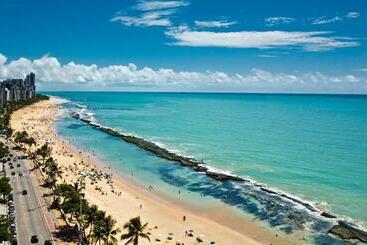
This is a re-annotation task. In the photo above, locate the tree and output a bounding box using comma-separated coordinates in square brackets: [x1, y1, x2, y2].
[43, 157, 62, 188]
[0, 215, 11, 242]
[0, 177, 12, 201]
[14, 131, 29, 148]
[14, 131, 35, 150]
[86, 208, 106, 244]
[0, 143, 9, 159]
[120, 217, 150, 245]
[24, 136, 36, 150]
[91, 214, 120, 245]
[35, 143, 52, 166]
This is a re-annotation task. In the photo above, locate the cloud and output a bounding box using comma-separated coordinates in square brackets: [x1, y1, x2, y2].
[313, 12, 361, 25]
[258, 55, 277, 58]
[360, 68, 367, 72]
[194, 20, 237, 28]
[265, 17, 296, 26]
[165, 27, 359, 51]
[0, 53, 365, 93]
[111, 9, 176, 27]
[111, 0, 189, 27]
[346, 12, 360, 18]
[136, 1, 189, 11]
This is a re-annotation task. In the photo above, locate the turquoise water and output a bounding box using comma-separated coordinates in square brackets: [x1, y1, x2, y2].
[47, 92, 367, 243]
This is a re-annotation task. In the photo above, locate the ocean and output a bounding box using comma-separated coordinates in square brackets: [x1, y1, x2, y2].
[46, 92, 367, 244]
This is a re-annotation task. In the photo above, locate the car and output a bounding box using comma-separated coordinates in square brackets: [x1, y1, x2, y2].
[31, 235, 39, 243]
[22, 190, 27, 195]
[7, 157, 11, 161]
[10, 165, 14, 169]
[44, 240, 52, 245]
[8, 193, 13, 201]
[9, 154, 13, 158]
[11, 172, 15, 176]
[17, 164, 20, 167]
[11, 239, 17, 245]
[18, 173, 23, 177]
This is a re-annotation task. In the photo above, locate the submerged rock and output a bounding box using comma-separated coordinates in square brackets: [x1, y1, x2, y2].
[205, 171, 243, 181]
[321, 212, 337, 219]
[328, 221, 367, 243]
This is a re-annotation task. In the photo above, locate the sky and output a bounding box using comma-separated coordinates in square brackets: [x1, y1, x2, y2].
[0, 0, 366, 93]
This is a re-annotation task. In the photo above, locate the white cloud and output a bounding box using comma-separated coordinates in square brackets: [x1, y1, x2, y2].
[136, 1, 189, 11]
[313, 12, 361, 25]
[112, 0, 189, 27]
[258, 54, 277, 58]
[194, 20, 237, 28]
[165, 27, 359, 51]
[346, 12, 361, 19]
[111, 9, 176, 27]
[360, 68, 367, 72]
[265, 17, 296, 26]
[0, 53, 365, 93]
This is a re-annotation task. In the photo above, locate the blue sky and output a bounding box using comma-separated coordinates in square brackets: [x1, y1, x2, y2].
[0, 0, 366, 93]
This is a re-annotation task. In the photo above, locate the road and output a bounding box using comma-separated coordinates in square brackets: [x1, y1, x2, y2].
[3, 139, 52, 244]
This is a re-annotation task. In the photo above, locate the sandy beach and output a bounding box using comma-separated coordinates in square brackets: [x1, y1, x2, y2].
[10, 97, 295, 245]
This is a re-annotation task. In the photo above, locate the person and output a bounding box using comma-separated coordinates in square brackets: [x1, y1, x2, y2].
[183, 215, 186, 221]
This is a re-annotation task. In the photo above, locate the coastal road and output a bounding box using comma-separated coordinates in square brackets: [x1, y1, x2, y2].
[3, 139, 52, 244]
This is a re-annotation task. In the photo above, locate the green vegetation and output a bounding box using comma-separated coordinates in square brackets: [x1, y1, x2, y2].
[43, 157, 62, 188]
[0, 142, 9, 159]
[121, 216, 150, 245]
[14, 130, 36, 150]
[35, 143, 52, 165]
[0, 215, 11, 242]
[0, 177, 11, 202]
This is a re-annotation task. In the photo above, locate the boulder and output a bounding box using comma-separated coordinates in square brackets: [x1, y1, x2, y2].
[328, 221, 367, 243]
[321, 212, 337, 218]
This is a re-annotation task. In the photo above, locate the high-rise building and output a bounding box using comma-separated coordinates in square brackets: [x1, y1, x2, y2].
[0, 73, 36, 106]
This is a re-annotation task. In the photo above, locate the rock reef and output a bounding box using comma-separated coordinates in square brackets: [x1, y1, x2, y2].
[328, 221, 367, 243]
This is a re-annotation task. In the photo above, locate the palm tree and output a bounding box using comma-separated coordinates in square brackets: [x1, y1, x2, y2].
[102, 215, 121, 244]
[35, 143, 52, 166]
[43, 157, 62, 187]
[85, 204, 102, 239]
[120, 216, 150, 245]
[91, 214, 120, 245]
[25, 136, 36, 151]
[14, 131, 29, 148]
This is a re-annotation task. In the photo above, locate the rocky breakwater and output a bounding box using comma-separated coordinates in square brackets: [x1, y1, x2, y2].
[79, 117, 244, 182]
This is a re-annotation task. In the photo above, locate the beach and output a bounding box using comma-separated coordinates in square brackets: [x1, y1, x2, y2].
[10, 97, 296, 245]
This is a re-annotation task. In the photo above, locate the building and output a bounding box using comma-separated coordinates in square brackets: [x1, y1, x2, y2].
[0, 73, 36, 106]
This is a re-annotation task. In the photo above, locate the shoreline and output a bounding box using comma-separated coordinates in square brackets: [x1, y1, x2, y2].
[11, 97, 298, 245]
